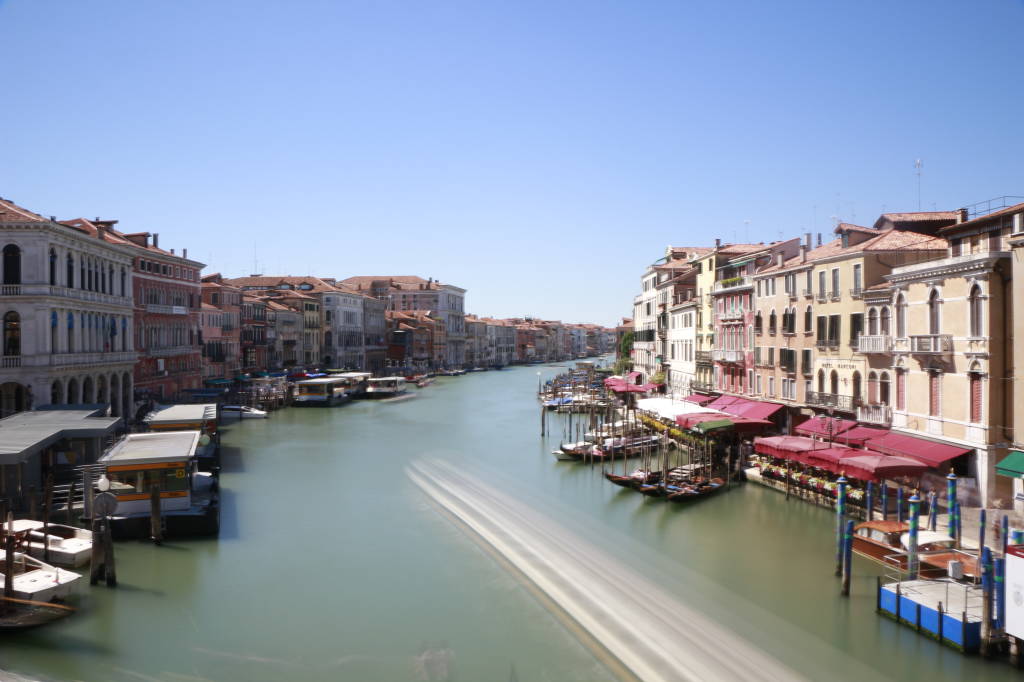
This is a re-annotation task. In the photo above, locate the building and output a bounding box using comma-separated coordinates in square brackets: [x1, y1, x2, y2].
[0, 198, 136, 418]
[200, 274, 243, 381]
[239, 295, 269, 372]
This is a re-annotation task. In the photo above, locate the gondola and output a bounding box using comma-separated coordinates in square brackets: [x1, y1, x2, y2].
[666, 478, 727, 503]
[0, 595, 75, 630]
[604, 469, 661, 489]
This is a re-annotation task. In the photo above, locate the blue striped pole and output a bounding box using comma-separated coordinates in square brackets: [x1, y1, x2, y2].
[947, 471, 957, 540]
[907, 493, 921, 579]
[1002, 515, 1009, 556]
[927, 490, 938, 531]
[842, 518, 854, 596]
[881, 484, 888, 521]
[996, 556, 1006, 632]
[953, 501, 962, 548]
[979, 509, 987, 556]
[896, 486, 904, 524]
[1013, 529, 1024, 545]
[865, 481, 874, 521]
[982, 546, 994, 649]
[836, 475, 848, 577]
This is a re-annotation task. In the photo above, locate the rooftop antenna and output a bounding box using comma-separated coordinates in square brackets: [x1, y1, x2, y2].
[915, 159, 923, 210]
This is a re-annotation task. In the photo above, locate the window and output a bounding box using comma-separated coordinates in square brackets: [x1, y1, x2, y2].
[969, 373, 982, 423]
[928, 289, 941, 335]
[818, 271, 826, 296]
[849, 313, 863, 344]
[879, 372, 891, 406]
[852, 264, 862, 294]
[852, 371, 862, 402]
[49, 249, 57, 286]
[929, 371, 941, 416]
[804, 306, 812, 332]
[895, 295, 907, 337]
[951, 238, 962, 257]
[968, 285, 983, 336]
[3, 311, 20, 356]
[827, 315, 841, 345]
[768, 311, 777, 335]
[2, 244, 21, 285]
[768, 377, 775, 396]
[66, 254, 75, 288]
[754, 312, 763, 334]
[756, 374, 762, 394]
[816, 316, 826, 341]
[829, 370, 839, 395]
[816, 369, 825, 393]
[801, 348, 812, 376]
[830, 269, 840, 297]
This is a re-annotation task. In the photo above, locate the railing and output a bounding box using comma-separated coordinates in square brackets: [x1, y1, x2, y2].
[146, 303, 189, 315]
[1, 355, 21, 368]
[802, 288, 813, 298]
[815, 339, 840, 351]
[806, 391, 860, 412]
[695, 350, 713, 363]
[857, 404, 893, 426]
[815, 292, 827, 303]
[50, 351, 137, 366]
[147, 345, 195, 357]
[712, 349, 743, 363]
[829, 291, 841, 302]
[719, 309, 744, 321]
[691, 379, 714, 392]
[910, 334, 953, 354]
[849, 287, 863, 299]
[0, 285, 21, 296]
[713, 276, 752, 292]
[857, 335, 893, 353]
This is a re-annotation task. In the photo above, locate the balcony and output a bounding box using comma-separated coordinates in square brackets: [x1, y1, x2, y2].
[691, 379, 714, 392]
[806, 391, 860, 412]
[815, 339, 839, 351]
[713, 276, 752, 292]
[145, 345, 195, 357]
[695, 350, 713, 364]
[146, 304, 189, 315]
[1, 355, 20, 368]
[712, 349, 744, 363]
[802, 288, 813, 298]
[829, 291, 841, 302]
[0, 283, 133, 307]
[857, 404, 893, 426]
[849, 287, 864, 299]
[719, 309, 744, 322]
[909, 334, 953, 354]
[856, 335, 893, 353]
[50, 351, 137, 367]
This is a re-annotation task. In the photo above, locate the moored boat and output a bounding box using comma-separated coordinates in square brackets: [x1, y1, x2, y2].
[221, 405, 268, 419]
[365, 377, 409, 398]
[666, 478, 727, 503]
[4, 520, 92, 568]
[0, 552, 81, 602]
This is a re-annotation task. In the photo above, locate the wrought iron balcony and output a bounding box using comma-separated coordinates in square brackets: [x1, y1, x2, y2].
[909, 334, 953, 354]
[857, 404, 893, 426]
[719, 309, 744, 322]
[691, 379, 714, 392]
[712, 349, 744, 363]
[146, 304, 189, 315]
[856, 335, 893, 353]
[815, 292, 828, 303]
[849, 287, 864, 299]
[713, 276, 753, 292]
[806, 391, 860, 412]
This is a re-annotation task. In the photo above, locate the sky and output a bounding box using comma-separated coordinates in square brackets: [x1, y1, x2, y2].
[1, 0, 1022, 326]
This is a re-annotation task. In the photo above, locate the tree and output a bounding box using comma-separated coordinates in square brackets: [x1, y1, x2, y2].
[619, 331, 634, 358]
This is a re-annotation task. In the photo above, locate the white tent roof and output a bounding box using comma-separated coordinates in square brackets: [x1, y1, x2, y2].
[635, 398, 719, 421]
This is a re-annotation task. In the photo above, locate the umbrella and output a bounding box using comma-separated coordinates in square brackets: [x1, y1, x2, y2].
[837, 453, 928, 482]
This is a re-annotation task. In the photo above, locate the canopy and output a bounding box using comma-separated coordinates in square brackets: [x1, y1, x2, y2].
[637, 398, 718, 421]
[802, 446, 855, 473]
[838, 453, 929, 482]
[681, 394, 715, 405]
[753, 436, 819, 459]
[694, 418, 734, 433]
[794, 416, 857, 439]
[996, 450, 1024, 479]
[726, 399, 785, 421]
[607, 381, 656, 394]
[706, 395, 745, 410]
[866, 432, 971, 468]
[832, 425, 889, 447]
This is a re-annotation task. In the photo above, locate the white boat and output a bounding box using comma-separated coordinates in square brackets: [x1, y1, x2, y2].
[365, 377, 408, 398]
[0, 552, 81, 602]
[221, 405, 268, 419]
[7, 520, 92, 568]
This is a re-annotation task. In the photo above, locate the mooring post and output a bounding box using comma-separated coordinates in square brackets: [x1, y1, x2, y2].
[981, 546, 993, 657]
[907, 493, 921, 579]
[979, 508, 987, 558]
[102, 518, 116, 587]
[896, 486, 903, 524]
[836, 475, 848, 577]
[947, 470, 957, 542]
[3, 514, 14, 600]
[881, 484, 888, 521]
[842, 519, 854, 596]
[1002, 515, 1009, 556]
[865, 481, 874, 522]
[954, 501, 962, 549]
[149, 484, 163, 545]
[996, 556, 1006, 635]
[927, 490, 937, 531]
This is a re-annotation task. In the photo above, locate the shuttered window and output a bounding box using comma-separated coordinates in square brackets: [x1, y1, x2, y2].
[970, 374, 982, 423]
[896, 370, 906, 411]
[929, 372, 941, 417]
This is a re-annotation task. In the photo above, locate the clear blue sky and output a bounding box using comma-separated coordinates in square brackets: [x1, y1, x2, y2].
[1, 1, 1022, 326]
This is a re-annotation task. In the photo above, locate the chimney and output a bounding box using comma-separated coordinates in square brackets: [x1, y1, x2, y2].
[816, 233, 822, 247]
[50, 215, 56, 221]
[170, 248, 175, 255]
[776, 252, 783, 268]
[958, 208, 968, 224]
[183, 248, 188, 259]
[153, 233, 159, 248]
[714, 238, 721, 248]
[804, 232, 812, 249]
[96, 224, 106, 241]
[800, 244, 808, 263]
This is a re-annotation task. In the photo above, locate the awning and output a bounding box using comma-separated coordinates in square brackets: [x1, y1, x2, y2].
[867, 432, 972, 468]
[725, 399, 785, 421]
[794, 416, 857, 439]
[838, 453, 929, 482]
[753, 436, 819, 460]
[996, 450, 1024, 479]
[695, 418, 734, 433]
[706, 395, 745, 410]
[681, 394, 715, 405]
[832, 425, 889, 447]
[204, 378, 231, 386]
[803, 446, 855, 473]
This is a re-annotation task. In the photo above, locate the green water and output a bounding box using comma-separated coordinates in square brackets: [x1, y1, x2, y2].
[1, 366, 1018, 681]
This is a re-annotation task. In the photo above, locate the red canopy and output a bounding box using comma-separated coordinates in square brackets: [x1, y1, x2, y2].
[794, 416, 858, 439]
[706, 395, 744, 410]
[832, 425, 889, 447]
[837, 453, 929, 482]
[803, 446, 855, 473]
[726, 399, 785, 421]
[865, 432, 971, 468]
[753, 436, 819, 460]
[682, 394, 715, 405]
[608, 381, 656, 394]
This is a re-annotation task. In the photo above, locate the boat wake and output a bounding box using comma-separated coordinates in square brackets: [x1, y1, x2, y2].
[407, 460, 803, 682]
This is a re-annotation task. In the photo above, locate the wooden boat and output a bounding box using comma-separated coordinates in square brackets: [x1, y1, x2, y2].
[666, 478, 726, 503]
[221, 405, 268, 419]
[852, 521, 975, 578]
[851, 521, 910, 566]
[604, 469, 662, 488]
[1, 552, 81, 602]
[3, 520, 92, 568]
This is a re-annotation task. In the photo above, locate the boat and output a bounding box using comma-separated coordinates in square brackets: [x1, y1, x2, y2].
[416, 377, 434, 388]
[0, 552, 81, 602]
[591, 434, 662, 460]
[294, 376, 353, 406]
[551, 441, 596, 461]
[0, 595, 75, 630]
[221, 405, 268, 419]
[852, 521, 977, 578]
[3, 520, 92, 568]
[604, 469, 662, 488]
[365, 377, 408, 398]
[666, 478, 727, 503]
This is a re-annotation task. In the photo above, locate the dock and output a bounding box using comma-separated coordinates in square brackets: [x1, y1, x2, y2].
[878, 578, 982, 653]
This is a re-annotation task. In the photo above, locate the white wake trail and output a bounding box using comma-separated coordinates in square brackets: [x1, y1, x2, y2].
[408, 460, 804, 682]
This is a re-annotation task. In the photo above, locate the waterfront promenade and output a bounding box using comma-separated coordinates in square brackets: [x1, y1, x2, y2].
[2, 367, 1020, 681]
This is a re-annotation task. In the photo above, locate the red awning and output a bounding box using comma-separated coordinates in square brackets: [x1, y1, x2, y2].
[832, 425, 890, 447]
[753, 436, 819, 460]
[803, 446, 855, 473]
[865, 432, 972, 468]
[837, 453, 929, 482]
[726, 399, 785, 421]
[682, 394, 715, 405]
[794, 416, 858, 439]
[707, 395, 744, 410]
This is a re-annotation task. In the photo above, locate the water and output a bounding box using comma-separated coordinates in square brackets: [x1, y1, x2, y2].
[1, 366, 1019, 681]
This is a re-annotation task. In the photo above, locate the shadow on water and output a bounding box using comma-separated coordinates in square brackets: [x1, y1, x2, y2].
[8, 632, 116, 657]
[219, 444, 245, 473]
[217, 487, 239, 540]
[105, 582, 167, 597]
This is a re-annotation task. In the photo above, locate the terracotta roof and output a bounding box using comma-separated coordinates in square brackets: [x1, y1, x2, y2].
[755, 230, 946, 276]
[938, 202, 1024, 233]
[0, 197, 48, 223]
[834, 223, 878, 235]
[339, 275, 446, 291]
[878, 211, 961, 223]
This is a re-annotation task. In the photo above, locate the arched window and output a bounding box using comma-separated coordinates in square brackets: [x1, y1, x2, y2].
[804, 305, 812, 332]
[880, 306, 891, 335]
[879, 372, 891, 406]
[969, 370, 983, 423]
[2, 245, 21, 285]
[754, 312, 762, 334]
[867, 308, 878, 336]
[829, 370, 839, 395]
[896, 294, 907, 337]
[49, 249, 58, 286]
[66, 254, 75, 288]
[928, 289, 941, 335]
[867, 371, 878, 404]
[852, 371, 862, 401]
[768, 311, 777, 335]
[969, 284, 983, 337]
[3, 311, 20, 356]
[817, 369, 825, 394]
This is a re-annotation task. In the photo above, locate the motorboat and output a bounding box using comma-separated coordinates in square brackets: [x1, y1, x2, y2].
[221, 405, 269, 419]
[4, 520, 92, 568]
[0, 552, 81, 602]
[365, 377, 409, 398]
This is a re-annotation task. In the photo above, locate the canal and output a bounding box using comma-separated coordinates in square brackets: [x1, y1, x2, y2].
[1, 365, 1019, 681]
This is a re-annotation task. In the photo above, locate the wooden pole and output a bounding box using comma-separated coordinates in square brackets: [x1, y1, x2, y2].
[149, 484, 163, 545]
[89, 518, 103, 586]
[65, 478, 76, 526]
[3, 514, 14, 600]
[842, 519, 854, 596]
[42, 473, 53, 564]
[102, 518, 116, 587]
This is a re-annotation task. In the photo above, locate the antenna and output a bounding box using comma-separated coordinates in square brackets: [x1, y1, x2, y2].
[915, 159, 922, 210]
